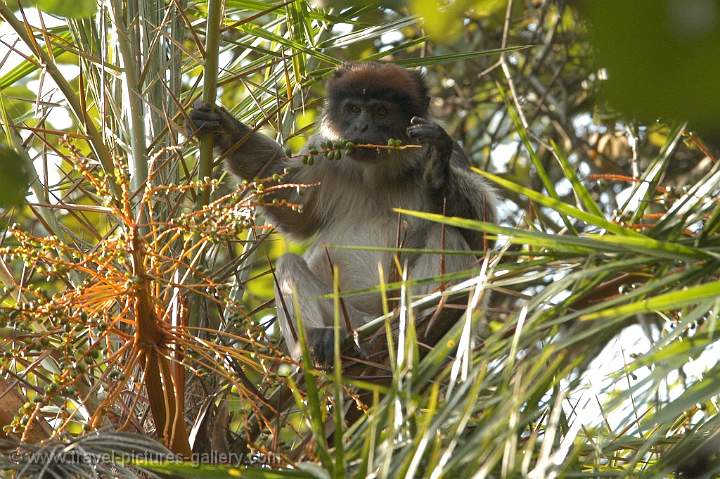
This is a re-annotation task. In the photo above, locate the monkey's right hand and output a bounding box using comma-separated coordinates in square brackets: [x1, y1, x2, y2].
[187, 100, 251, 150]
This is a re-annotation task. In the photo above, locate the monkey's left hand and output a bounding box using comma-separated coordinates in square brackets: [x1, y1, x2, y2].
[406, 116, 453, 190]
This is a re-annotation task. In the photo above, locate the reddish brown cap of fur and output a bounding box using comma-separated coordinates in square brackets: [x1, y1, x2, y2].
[326, 62, 429, 117]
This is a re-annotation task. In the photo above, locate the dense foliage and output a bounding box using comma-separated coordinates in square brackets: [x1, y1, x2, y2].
[0, 0, 719, 477]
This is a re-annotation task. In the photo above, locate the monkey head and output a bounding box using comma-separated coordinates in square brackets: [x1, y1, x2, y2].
[322, 62, 430, 162]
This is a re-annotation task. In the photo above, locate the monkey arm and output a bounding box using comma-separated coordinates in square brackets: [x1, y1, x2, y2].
[443, 162, 497, 250]
[188, 101, 321, 238]
[426, 147, 497, 251]
[407, 116, 497, 251]
[189, 100, 284, 179]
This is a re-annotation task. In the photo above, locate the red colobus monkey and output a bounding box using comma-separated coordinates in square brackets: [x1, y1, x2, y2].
[190, 62, 497, 366]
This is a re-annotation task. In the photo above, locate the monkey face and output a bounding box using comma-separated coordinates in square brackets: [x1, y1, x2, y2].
[323, 62, 431, 163]
[326, 97, 411, 161]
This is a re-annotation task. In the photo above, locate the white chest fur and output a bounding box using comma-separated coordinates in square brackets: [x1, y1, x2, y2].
[285, 154, 476, 315]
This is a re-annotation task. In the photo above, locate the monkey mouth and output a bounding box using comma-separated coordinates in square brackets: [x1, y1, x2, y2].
[347, 134, 385, 145]
[344, 132, 411, 162]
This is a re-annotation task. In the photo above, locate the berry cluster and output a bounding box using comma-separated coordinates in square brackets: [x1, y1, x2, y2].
[301, 139, 355, 164]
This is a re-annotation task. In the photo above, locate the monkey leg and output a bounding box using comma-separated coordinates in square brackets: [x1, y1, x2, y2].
[274, 253, 371, 367]
[406, 227, 484, 342]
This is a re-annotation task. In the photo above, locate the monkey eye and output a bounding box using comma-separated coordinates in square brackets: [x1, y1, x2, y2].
[375, 105, 388, 117]
[346, 103, 361, 114]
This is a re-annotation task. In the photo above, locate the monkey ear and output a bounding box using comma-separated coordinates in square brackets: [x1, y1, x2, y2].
[423, 95, 431, 114]
[410, 69, 430, 114]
